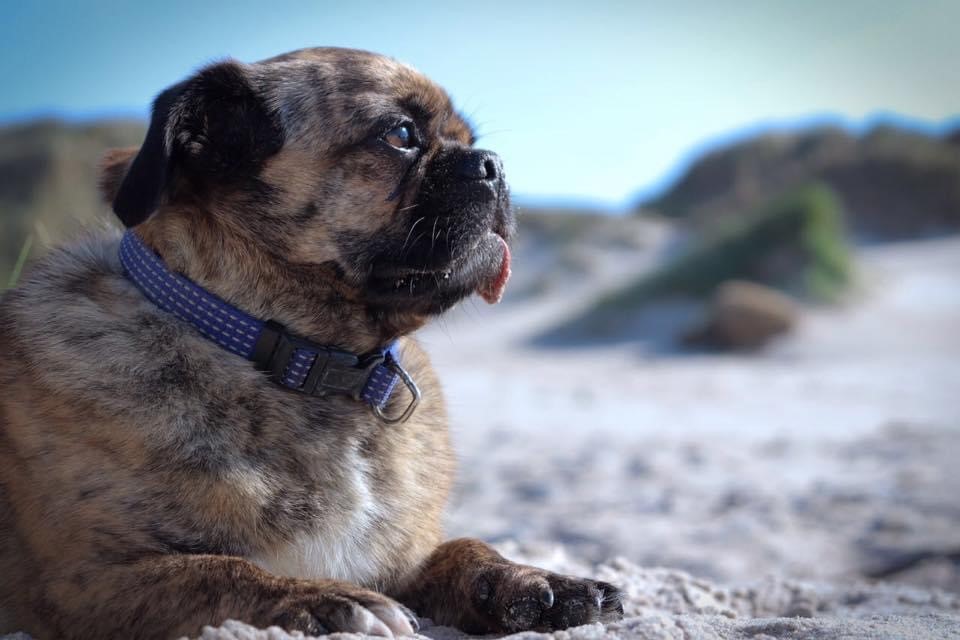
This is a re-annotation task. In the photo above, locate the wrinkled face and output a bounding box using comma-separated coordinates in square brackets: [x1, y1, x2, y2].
[111, 47, 514, 316]
[263, 49, 515, 312]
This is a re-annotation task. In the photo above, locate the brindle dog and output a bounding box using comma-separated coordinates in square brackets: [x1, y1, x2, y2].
[0, 48, 622, 639]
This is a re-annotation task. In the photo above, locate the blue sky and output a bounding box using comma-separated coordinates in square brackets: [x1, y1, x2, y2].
[2, 1, 958, 207]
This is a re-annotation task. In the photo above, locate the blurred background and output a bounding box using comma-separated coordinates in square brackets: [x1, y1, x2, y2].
[2, 0, 959, 602]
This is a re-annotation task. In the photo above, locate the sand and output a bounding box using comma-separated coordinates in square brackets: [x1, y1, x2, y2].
[190, 554, 960, 639]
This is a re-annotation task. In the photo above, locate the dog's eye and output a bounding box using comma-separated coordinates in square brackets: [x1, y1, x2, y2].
[383, 125, 414, 150]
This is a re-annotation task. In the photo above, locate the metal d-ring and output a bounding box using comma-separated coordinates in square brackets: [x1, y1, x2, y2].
[373, 355, 421, 424]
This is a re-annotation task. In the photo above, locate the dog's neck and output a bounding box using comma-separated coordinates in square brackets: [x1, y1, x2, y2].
[135, 216, 426, 355]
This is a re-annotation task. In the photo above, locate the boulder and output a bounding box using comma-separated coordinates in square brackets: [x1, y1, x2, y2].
[687, 280, 797, 349]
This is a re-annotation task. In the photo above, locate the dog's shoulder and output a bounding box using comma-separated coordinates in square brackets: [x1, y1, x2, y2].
[2, 229, 124, 323]
[1, 231, 223, 406]
[1, 230, 129, 381]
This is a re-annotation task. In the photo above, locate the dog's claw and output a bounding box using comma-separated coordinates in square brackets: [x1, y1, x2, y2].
[476, 576, 492, 602]
[540, 586, 555, 608]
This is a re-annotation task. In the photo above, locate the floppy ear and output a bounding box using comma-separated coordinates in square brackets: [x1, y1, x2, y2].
[111, 61, 284, 227]
[112, 80, 188, 227]
[98, 146, 139, 205]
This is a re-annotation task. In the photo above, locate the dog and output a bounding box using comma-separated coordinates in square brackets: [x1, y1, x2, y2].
[0, 47, 622, 639]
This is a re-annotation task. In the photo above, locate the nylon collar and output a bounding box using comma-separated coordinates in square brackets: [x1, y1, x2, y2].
[118, 230, 420, 423]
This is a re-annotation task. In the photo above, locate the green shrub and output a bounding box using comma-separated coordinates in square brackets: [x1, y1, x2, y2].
[595, 183, 852, 313]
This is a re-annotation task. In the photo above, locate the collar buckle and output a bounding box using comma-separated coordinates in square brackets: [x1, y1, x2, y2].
[253, 320, 382, 401]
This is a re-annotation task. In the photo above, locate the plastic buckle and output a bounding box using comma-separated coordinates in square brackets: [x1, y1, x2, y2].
[251, 320, 290, 380]
[253, 320, 381, 400]
[306, 350, 381, 399]
[252, 321, 419, 423]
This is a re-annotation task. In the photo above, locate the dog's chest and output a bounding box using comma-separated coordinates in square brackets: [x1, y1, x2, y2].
[246, 453, 388, 586]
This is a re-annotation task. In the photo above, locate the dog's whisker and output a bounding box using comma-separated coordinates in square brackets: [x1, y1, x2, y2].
[401, 216, 426, 253]
[429, 217, 439, 255]
[474, 128, 512, 140]
[400, 231, 429, 261]
[435, 315, 453, 342]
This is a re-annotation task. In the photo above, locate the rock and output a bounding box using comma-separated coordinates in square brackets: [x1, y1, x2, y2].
[686, 281, 797, 349]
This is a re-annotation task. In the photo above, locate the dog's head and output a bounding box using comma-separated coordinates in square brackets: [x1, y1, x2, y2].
[101, 48, 514, 324]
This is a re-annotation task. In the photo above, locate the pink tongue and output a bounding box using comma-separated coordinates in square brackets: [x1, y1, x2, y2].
[478, 235, 512, 304]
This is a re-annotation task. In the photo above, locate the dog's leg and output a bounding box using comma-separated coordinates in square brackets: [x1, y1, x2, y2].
[391, 538, 623, 633]
[35, 554, 417, 640]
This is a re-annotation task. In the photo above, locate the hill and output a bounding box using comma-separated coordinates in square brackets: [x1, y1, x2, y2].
[640, 124, 960, 239]
[0, 118, 145, 283]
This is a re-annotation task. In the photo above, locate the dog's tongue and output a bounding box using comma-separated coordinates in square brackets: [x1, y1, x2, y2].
[478, 235, 511, 304]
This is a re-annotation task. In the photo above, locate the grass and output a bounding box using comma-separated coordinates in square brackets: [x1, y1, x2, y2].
[5, 234, 33, 290]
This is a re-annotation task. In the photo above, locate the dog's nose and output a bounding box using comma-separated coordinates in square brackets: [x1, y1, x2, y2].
[455, 150, 502, 182]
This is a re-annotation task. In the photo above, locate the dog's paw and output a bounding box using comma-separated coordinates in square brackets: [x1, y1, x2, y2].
[472, 563, 623, 633]
[270, 584, 419, 637]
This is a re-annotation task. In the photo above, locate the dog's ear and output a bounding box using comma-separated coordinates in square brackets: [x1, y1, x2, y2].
[98, 147, 140, 205]
[112, 80, 189, 227]
[112, 61, 284, 227]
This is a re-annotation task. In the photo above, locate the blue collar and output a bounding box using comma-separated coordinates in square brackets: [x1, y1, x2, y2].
[118, 230, 420, 423]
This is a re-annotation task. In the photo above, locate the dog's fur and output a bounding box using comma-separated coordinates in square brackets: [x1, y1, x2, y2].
[0, 48, 622, 639]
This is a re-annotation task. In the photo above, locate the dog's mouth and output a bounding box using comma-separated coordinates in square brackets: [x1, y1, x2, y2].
[368, 229, 512, 309]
